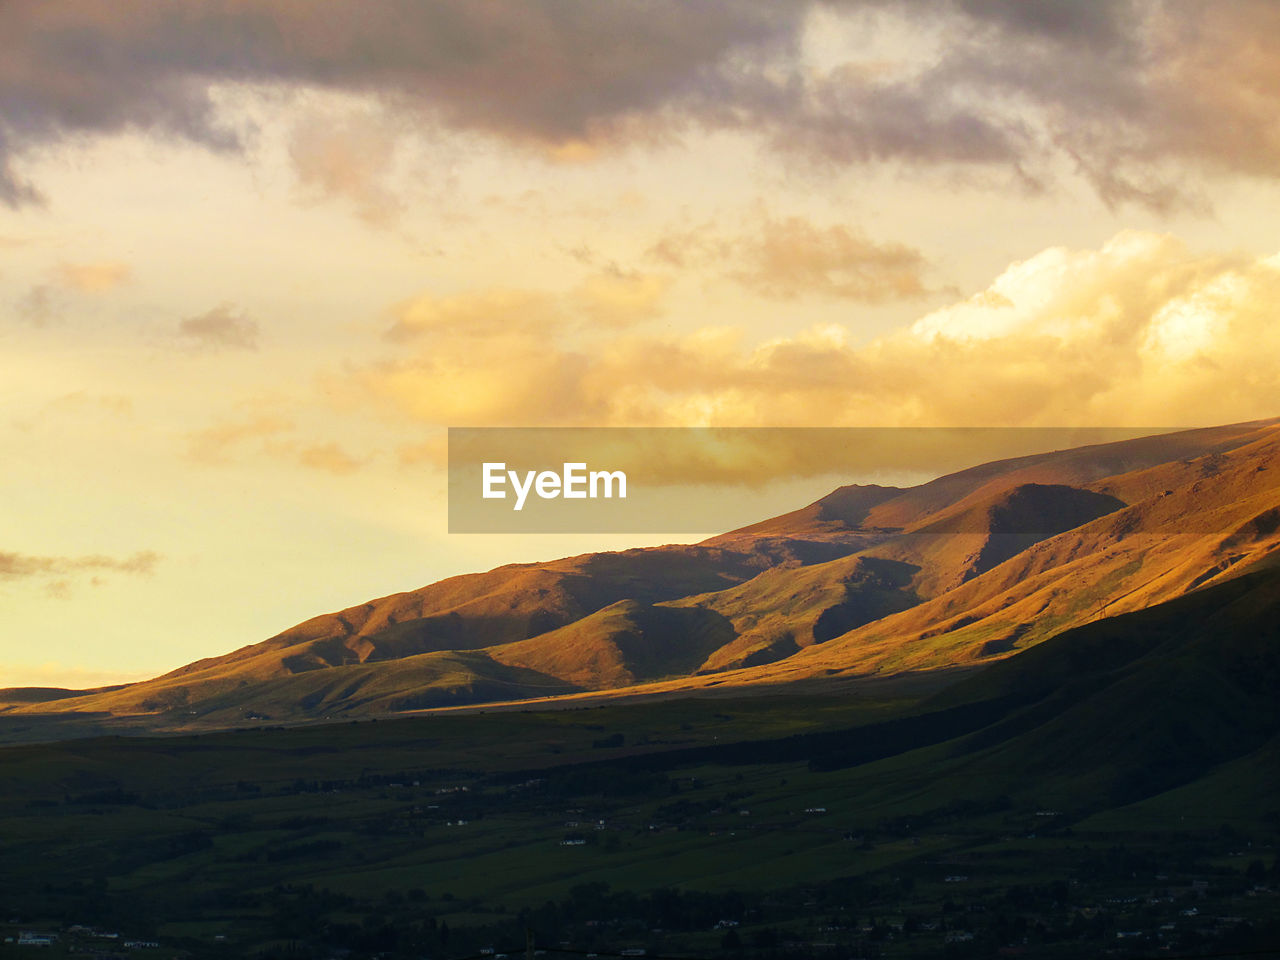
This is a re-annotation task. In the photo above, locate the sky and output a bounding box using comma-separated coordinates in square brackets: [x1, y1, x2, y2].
[3, 0, 1280, 689]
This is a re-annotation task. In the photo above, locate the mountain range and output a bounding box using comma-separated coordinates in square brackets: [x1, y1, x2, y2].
[4, 417, 1278, 731]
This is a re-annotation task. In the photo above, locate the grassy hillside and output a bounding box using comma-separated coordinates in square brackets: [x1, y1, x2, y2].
[2, 575, 1277, 959]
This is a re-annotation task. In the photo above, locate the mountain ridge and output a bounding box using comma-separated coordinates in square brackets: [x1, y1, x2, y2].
[5, 417, 1278, 729]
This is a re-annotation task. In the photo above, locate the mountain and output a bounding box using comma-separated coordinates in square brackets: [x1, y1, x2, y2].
[5, 417, 1278, 729]
[776, 425, 1280, 680]
[703, 482, 904, 546]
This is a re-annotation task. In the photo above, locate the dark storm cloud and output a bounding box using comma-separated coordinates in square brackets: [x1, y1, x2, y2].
[0, 0, 800, 206]
[956, 0, 1131, 44]
[932, 0, 1280, 208]
[1, 0, 1277, 209]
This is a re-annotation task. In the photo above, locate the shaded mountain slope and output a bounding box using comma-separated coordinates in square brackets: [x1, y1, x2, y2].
[859, 481, 1126, 598]
[650, 483, 1128, 674]
[856, 419, 1276, 531]
[669, 555, 922, 672]
[493, 426, 1280, 704]
[487, 601, 734, 688]
[506, 481, 1124, 679]
[776, 432, 1280, 679]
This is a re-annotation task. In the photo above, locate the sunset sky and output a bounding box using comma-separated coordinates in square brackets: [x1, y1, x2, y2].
[3, 0, 1279, 689]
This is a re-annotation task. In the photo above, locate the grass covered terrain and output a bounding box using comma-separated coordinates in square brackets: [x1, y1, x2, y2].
[2, 604, 1278, 960]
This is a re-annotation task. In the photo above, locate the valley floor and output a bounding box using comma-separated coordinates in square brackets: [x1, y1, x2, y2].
[1, 689, 1276, 960]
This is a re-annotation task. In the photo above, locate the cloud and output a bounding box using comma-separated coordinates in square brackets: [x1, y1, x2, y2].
[12, 391, 134, 432]
[0, 0, 796, 205]
[177, 304, 260, 351]
[570, 269, 671, 327]
[353, 231, 1280, 430]
[2, 2, 1279, 209]
[0, 127, 41, 207]
[42, 391, 134, 418]
[385, 289, 567, 344]
[12, 262, 133, 325]
[186, 414, 293, 464]
[14, 284, 62, 326]
[185, 410, 367, 474]
[289, 110, 403, 224]
[921, 0, 1280, 210]
[0, 549, 160, 595]
[385, 272, 670, 345]
[651, 214, 933, 302]
[55, 260, 131, 292]
[297, 442, 363, 475]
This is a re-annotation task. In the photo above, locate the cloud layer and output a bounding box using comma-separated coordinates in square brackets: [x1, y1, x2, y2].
[356, 231, 1280, 431]
[3, 2, 1279, 208]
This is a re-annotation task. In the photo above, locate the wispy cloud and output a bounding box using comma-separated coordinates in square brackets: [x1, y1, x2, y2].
[0, 549, 161, 598]
[55, 260, 131, 292]
[297, 443, 364, 475]
[186, 414, 292, 463]
[289, 110, 404, 225]
[13, 260, 132, 325]
[177, 304, 260, 351]
[11, 391, 134, 433]
[14, 284, 61, 326]
[650, 214, 934, 302]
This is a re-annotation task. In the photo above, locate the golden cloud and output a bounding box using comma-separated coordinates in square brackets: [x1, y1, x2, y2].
[649, 214, 933, 302]
[356, 231, 1280, 432]
[185, 411, 369, 475]
[733, 216, 930, 302]
[571, 270, 671, 327]
[385, 289, 567, 343]
[186, 414, 294, 464]
[297, 442, 364, 475]
[12, 391, 134, 432]
[55, 260, 131, 292]
[385, 270, 671, 345]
